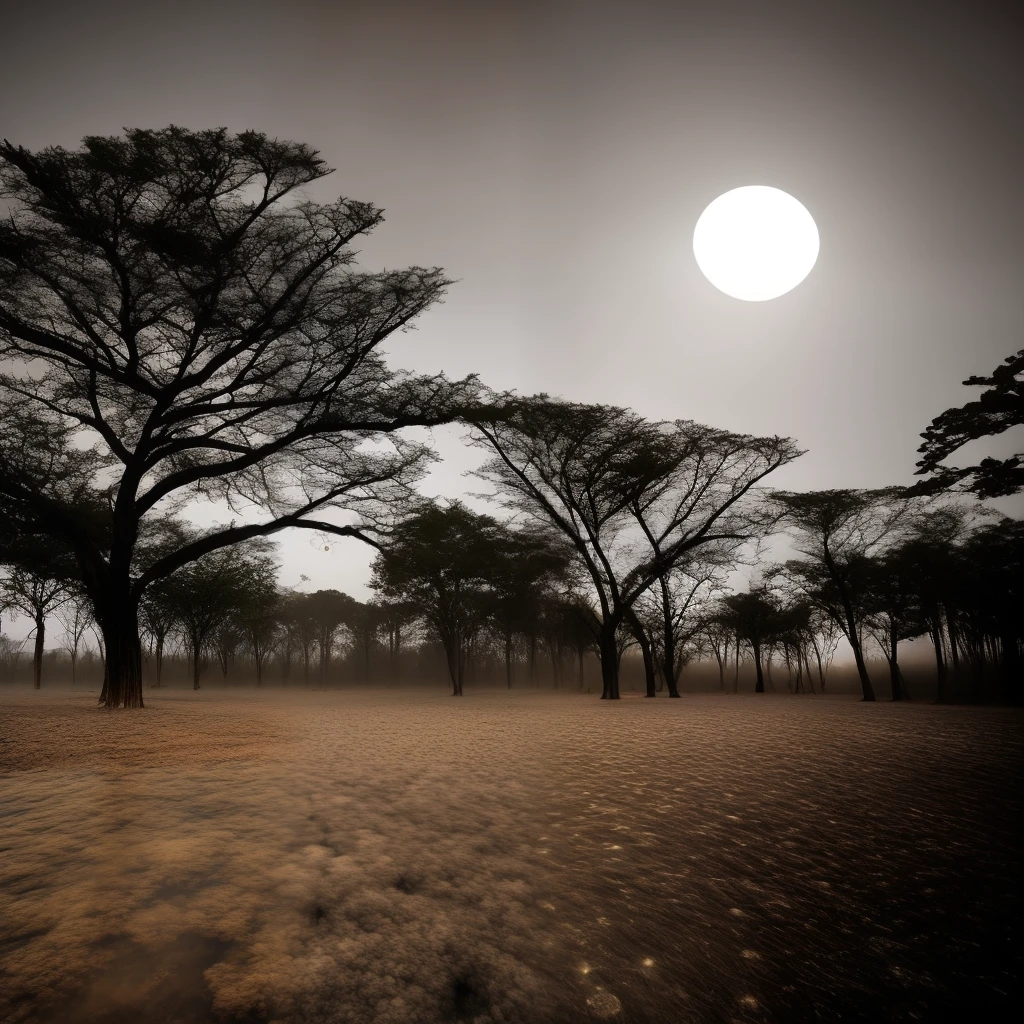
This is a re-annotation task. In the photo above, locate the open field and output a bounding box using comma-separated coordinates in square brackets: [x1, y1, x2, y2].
[1, 688, 1021, 1024]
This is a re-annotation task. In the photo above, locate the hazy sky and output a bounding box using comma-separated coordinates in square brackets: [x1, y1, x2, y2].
[1, 0, 1021, 608]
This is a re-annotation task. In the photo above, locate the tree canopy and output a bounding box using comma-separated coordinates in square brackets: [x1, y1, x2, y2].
[0, 127, 488, 706]
[913, 347, 1024, 497]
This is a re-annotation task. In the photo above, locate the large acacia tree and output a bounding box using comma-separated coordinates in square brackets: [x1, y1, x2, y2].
[0, 127, 484, 708]
[470, 401, 801, 698]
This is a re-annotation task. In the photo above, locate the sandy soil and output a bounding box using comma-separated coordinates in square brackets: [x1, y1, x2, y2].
[0, 687, 1021, 1024]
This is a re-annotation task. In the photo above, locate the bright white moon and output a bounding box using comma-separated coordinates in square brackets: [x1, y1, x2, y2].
[693, 186, 819, 301]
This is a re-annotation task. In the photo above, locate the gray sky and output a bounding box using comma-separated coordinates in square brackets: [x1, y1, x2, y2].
[1, 0, 1021, 616]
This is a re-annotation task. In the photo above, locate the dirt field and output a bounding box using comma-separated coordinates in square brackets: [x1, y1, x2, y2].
[1, 687, 1021, 1023]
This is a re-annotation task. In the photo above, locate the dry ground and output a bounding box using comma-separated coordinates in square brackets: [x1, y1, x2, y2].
[0, 687, 1021, 1024]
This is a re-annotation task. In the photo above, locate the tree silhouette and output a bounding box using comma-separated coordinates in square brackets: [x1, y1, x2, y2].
[720, 587, 782, 693]
[372, 503, 524, 696]
[0, 127, 488, 708]
[858, 549, 928, 701]
[772, 489, 921, 702]
[139, 581, 176, 687]
[635, 556, 730, 697]
[375, 599, 417, 684]
[302, 589, 359, 685]
[347, 600, 384, 684]
[0, 536, 76, 687]
[913, 348, 1024, 496]
[239, 587, 283, 687]
[156, 541, 276, 690]
[56, 590, 96, 686]
[471, 400, 800, 698]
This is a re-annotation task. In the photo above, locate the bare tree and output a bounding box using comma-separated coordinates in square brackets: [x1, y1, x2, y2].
[55, 591, 95, 685]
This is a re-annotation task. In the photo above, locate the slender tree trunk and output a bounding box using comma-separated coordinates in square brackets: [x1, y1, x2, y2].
[932, 623, 948, 704]
[752, 639, 765, 693]
[812, 640, 825, 691]
[640, 637, 657, 698]
[947, 612, 962, 692]
[598, 628, 620, 700]
[889, 623, 906, 701]
[155, 634, 164, 687]
[657, 578, 679, 698]
[505, 633, 513, 689]
[442, 628, 463, 696]
[32, 611, 45, 689]
[734, 635, 741, 693]
[823, 540, 875, 701]
[626, 609, 657, 698]
[803, 648, 816, 694]
[394, 623, 402, 685]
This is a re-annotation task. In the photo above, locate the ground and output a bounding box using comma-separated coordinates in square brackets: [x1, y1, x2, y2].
[0, 687, 1021, 1024]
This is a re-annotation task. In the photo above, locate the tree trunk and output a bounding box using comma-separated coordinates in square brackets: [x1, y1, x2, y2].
[932, 624, 948, 703]
[844, 615, 876, 701]
[505, 633, 513, 689]
[658, 578, 679, 698]
[626, 609, 657, 698]
[100, 603, 145, 709]
[889, 624, 907, 701]
[803, 648, 816, 694]
[823, 540, 875, 701]
[155, 634, 164, 687]
[752, 639, 765, 693]
[598, 628, 620, 700]
[812, 640, 825, 691]
[442, 629, 462, 696]
[32, 611, 45, 689]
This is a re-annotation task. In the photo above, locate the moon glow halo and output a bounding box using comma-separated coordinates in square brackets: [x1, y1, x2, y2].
[693, 186, 819, 301]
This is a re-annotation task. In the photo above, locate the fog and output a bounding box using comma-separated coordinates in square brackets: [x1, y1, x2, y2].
[2, 688, 1020, 1023]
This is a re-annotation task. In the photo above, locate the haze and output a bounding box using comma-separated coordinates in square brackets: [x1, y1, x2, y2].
[2, 0, 1020, 602]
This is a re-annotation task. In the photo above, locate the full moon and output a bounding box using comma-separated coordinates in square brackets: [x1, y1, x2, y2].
[693, 186, 819, 301]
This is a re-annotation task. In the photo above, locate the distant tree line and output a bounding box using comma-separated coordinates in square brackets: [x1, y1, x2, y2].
[1, 127, 1020, 706]
[3, 470, 1020, 703]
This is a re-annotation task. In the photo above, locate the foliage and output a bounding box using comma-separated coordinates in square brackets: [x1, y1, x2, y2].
[0, 126, 488, 706]
[914, 348, 1024, 497]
